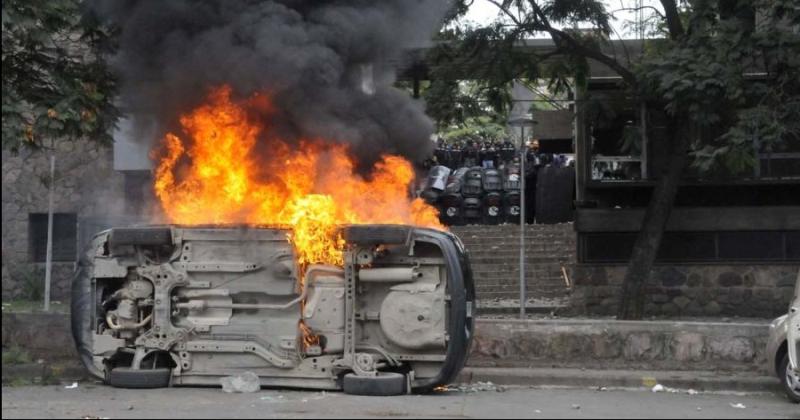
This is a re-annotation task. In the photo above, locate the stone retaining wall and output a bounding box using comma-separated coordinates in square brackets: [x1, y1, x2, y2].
[469, 319, 772, 374]
[2, 312, 76, 361]
[569, 264, 798, 318]
[2, 140, 127, 301]
[2, 313, 773, 374]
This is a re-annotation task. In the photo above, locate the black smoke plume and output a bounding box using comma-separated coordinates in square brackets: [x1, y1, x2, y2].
[90, 0, 448, 166]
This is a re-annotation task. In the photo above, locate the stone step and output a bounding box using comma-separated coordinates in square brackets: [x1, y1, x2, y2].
[472, 266, 569, 273]
[475, 282, 567, 289]
[460, 235, 574, 239]
[472, 269, 567, 276]
[469, 257, 575, 265]
[474, 277, 567, 284]
[451, 223, 573, 231]
[473, 277, 567, 285]
[476, 291, 570, 299]
[476, 295, 570, 302]
[460, 242, 575, 249]
[475, 283, 569, 292]
[469, 249, 575, 258]
[476, 292, 569, 299]
[475, 274, 567, 281]
[475, 306, 567, 315]
[457, 233, 574, 237]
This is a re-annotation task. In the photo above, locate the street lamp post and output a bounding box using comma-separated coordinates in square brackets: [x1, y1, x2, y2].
[508, 114, 535, 319]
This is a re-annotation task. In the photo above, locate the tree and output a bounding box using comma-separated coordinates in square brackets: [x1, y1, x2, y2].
[432, 0, 800, 319]
[2, 0, 119, 153]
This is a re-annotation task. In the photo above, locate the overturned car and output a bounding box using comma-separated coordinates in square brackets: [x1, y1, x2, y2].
[71, 225, 474, 395]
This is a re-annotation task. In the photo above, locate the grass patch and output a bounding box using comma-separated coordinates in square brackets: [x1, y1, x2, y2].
[1, 299, 69, 313]
[2, 346, 32, 365]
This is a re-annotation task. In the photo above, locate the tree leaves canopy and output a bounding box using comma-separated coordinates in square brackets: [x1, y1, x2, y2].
[2, 0, 119, 153]
[428, 0, 800, 176]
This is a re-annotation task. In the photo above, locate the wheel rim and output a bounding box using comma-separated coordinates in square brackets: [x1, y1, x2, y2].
[787, 367, 800, 396]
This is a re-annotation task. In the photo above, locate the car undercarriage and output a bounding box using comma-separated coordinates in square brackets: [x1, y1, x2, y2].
[71, 224, 474, 395]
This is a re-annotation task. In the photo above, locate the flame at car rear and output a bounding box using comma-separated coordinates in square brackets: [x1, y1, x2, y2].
[152, 85, 442, 267]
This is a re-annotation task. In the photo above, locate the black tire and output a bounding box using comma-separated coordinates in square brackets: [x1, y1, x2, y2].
[341, 225, 410, 245]
[779, 354, 800, 404]
[342, 372, 406, 396]
[105, 367, 172, 389]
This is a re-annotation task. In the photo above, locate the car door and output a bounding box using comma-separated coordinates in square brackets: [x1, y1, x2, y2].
[789, 270, 800, 373]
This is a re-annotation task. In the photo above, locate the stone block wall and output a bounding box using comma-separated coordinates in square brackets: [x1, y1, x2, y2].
[469, 319, 771, 373]
[570, 264, 798, 318]
[2, 140, 127, 301]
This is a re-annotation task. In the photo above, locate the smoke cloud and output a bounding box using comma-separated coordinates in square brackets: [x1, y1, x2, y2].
[90, 0, 449, 166]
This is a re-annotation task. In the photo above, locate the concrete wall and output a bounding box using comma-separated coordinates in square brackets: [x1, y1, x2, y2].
[569, 264, 798, 318]
[452, 223, 796, 318]
[1, 313, 773, 374]
[1, 140, 126, 301]
[469, 319, 772, 374]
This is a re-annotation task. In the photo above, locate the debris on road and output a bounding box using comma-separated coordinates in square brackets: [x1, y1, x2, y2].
[651, 383, 697, 394]
[220, 372, 260, 393]
[571, 404, 581, 410]
[730, 403, 746, 409]
[64, 382, 79, 389]
[444, 381, 502, 393]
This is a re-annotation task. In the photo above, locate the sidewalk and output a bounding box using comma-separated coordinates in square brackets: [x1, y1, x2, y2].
[457, 367, 780, 393]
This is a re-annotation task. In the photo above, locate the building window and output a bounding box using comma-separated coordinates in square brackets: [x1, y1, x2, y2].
[581, 230, 800, 263]
[123, 170, 153, 215]
[28, 213, 77, 262]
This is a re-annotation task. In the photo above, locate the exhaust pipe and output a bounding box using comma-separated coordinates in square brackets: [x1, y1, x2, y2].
[358, 267, 421, 283]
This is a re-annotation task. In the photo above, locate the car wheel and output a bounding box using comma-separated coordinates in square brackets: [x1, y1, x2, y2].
[105, 367, 171, 389]
[342, 372, 406, 396]
[780, 354, 800, 404]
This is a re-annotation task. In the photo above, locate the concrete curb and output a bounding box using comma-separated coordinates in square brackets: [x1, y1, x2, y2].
[457, 367, 782, 393]
[2, 363, 779, 394]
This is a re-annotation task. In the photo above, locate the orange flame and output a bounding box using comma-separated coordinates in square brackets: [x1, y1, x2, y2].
[153, 84, 441, 269]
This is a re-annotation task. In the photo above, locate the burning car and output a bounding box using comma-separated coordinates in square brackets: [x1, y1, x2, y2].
[71, 224, 474, 395]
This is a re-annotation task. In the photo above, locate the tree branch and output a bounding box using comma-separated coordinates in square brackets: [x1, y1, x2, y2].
[610, 6, 666, 20]
[484, 0, 638, 85]
[659, 0, 684, 40]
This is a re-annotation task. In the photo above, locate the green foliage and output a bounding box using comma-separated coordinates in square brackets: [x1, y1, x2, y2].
[439, 116, 509, 142]
[434, 0, 800, 177]
[639, 0, 800, 176]
[2, 346, 32, 365]
[422, 77, 512, 130]
[8, 265, 44, 301]
[2, 0, 120, 153]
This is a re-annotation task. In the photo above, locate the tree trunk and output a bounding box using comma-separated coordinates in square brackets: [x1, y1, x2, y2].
[617, 121, 692, 320]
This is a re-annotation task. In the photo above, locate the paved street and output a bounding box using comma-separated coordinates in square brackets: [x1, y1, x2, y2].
[2, 384, 797, 419]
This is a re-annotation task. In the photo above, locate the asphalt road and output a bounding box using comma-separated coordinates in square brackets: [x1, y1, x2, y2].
[2, 384, 798, 419]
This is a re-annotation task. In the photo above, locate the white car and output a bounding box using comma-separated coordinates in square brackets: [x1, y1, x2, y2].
[767, 270, 800, 403]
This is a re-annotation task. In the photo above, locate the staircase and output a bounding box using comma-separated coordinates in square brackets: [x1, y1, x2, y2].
[449, 223, 576, 315]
